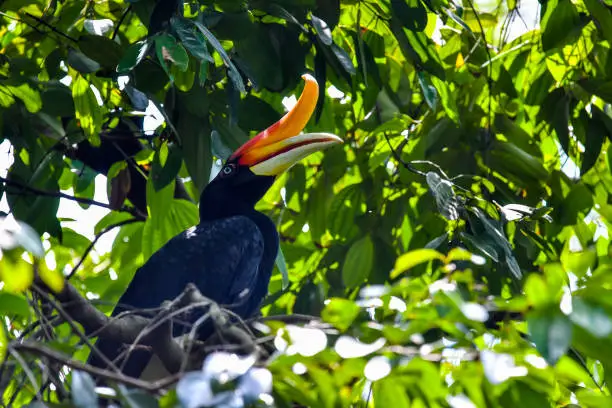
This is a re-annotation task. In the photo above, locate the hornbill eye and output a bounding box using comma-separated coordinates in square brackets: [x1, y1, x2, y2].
[221, 164, 236, 176]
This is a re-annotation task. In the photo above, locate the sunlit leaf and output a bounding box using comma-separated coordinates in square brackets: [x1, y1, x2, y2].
[392, 248, 444, 278]
[71, 75, 102, 145]
[117, 40, 151, 73]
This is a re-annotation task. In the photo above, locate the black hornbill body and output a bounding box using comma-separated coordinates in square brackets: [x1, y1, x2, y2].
[89, 75, 341, 378]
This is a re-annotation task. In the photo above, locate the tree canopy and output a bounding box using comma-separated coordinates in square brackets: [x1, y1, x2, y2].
[1, 0, 612, 406]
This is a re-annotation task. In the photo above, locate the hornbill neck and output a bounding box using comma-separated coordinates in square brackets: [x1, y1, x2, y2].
[198, 175, 279, 315]
[197, 174, 275, 222]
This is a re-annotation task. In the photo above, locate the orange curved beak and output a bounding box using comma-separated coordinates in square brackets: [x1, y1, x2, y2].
[230, 74, 343, 176]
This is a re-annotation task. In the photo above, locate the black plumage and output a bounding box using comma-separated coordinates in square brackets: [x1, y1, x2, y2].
[89, 170, 278, 378]
[87, 73, 341, 379]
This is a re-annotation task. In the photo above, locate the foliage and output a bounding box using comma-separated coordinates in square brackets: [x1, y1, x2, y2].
[0, 0, 611, 406]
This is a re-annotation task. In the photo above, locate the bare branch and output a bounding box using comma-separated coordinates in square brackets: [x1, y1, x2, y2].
[0, 177, 146, 219]
[10, 341, 180, 393]
[33, 276, 187, 376]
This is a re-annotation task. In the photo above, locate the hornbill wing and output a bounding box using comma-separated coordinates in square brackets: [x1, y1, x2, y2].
[87, 215, 265, 378]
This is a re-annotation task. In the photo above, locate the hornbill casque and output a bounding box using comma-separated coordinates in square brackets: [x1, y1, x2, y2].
[88, 74, 342, 379]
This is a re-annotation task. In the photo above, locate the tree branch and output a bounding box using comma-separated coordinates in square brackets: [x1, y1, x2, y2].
[10, 341, 180, 393]
[0, 176, 146, 219]
[33, 276, 187, 377]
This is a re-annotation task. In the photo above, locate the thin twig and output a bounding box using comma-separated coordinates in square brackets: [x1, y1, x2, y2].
[0, 177, 145, 219]
[10, 341, 180, 393]
[382, 132, 427, 176]
[23, 12, 78, 43]
[31, 284, 121, 373]
[111, 6, 132, 41]
[463, 0, 493, 131]
[66, 218, 141, 279]
[8, 348, 41, 401]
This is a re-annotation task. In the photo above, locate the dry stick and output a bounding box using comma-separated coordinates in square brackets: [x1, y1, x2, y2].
[31, 284, 121, 373]
[35, 277, 187, 375]
[11, 341, 180, 393]
[117, 285, 217, 374]
[0, 177, 145, 219]
[8, 348, 41, 401]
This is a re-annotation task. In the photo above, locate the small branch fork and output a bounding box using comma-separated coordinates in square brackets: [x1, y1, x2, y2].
[6, 279, 235, 393]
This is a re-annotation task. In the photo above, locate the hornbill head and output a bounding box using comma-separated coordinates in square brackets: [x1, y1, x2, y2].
[200, 74, 342, 215]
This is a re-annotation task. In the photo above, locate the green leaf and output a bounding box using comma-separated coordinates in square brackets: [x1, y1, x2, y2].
[374, 378, 410, 408]
[444, 8, 475, 35]
[79, 34, 123, 69]
[117, 40, 151, 73]
[312, 15, 332, 45]
[430, 75, 459, 123]
[584, 0, 612, 44]
[321, 298, 360, 331]
[275, 245, 289, 290]
[391, 0, 427, 31]
[392, 248, 444, 278]
[171, 17, 214, 63]
[0, 292, 30, 317]
[71, 371, 98, 408]
[191, 19, 245, 93]
[328, 184, 362, 240]
[547, 89, 570, 154]
[342, 235, 374, 288]
[71, 75, 102, 145]
[0, 256, 34, 292]
[570, 298, 612, 338]
[4, 83, 42, 113]
[67, 49, 101, 73]
[38, 261, 64, 294]
[417, 71, 438, 110]
[146, 176, 174, 221]
[119, 386, 160, 408]
[389, 17, 445, 79]
[490, 141, 548, 183]
[178, 109, 212, 194]
[460, 232, 499, 262]
[151, 142, 183, 191]
[528, 312, 572, 365]
[142, 188, 198, 260]
[233, 24, 284, 91]
[426, 172, 458, 220]
[581, 108, 607, 175]
[541, 0, 583, 51]
[155, 34, 189, 78]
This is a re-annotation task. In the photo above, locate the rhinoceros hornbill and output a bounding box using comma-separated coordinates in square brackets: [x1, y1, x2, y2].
[88, 74, 341, 379]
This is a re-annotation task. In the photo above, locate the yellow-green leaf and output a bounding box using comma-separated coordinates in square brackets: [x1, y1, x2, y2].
[71, 75, 102, 145]
[39, 261, 65, 294]
[391, 248, 444, 278]
[0, 256, 34, 292]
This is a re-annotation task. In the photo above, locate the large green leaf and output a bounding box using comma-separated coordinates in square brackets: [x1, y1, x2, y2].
[389, 17, 445, 79]
[528, 311, 572, 365]
[541, 0, 583, 51]
[342, 235, 374, 287]
[71, 75, 102, 145]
